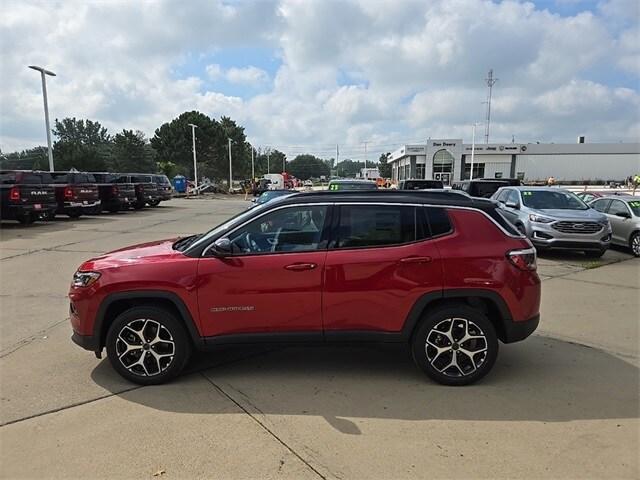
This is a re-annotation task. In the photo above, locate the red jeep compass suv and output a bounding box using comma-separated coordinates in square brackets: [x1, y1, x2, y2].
[69, 191, 540, 386]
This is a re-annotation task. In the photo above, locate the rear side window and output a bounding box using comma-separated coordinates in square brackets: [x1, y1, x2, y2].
[75, 173, 96, 183]
[506, 190, 520, 205]
[608, 200, 630, 216]
[0, 172, 17, 184]
[590, 199, 609, 213]
[132, 175, 151, 182]
[336, 205, 417, 248]
[425, 207, 452, 237]
[51, 173, 69, 183]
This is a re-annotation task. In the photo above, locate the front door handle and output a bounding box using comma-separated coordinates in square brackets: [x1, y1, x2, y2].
[399, 256, 432, 264]
[284, 263, 317, 271]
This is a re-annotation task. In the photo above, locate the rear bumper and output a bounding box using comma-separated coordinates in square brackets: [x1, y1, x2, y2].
[61, 200, 101, 209]
[502, 314, 540, 343]
[3, 203, 57, 217]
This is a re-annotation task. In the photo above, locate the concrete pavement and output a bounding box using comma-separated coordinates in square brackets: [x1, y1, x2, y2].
[1, 198, 638, 479]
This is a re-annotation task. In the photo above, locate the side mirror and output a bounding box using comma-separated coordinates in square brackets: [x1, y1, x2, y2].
[615, 211, 631, 219]
[505, 200, 519, 209]
[210, 238, 232, 256]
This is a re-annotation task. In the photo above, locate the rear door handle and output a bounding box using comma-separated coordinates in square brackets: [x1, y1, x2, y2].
[284, 263, 317, 271]
[399, 256, 432, 264]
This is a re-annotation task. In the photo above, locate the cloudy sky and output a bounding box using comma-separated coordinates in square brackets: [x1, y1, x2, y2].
[1, 0, 638, 162]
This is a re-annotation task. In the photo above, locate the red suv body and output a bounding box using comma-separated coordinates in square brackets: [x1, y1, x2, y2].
[69, 191, 540, 386]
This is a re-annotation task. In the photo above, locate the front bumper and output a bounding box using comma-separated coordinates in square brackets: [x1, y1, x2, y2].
[71, 331, 99, 351]
[528, 222, 611, 251]
[502, 314, 540, 343]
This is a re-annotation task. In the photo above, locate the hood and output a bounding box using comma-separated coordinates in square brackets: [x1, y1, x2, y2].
[532, 208, 607, 222]
[80, 238, 180, 270]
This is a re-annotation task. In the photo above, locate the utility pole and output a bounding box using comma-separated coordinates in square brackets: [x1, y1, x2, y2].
[28, 66, 56, 171]
[336, 144, 339, 177]
[282, 153, 286, 173]
[228, 138, 233, 192]
[251, 146, 255, 180]
[484, 69, 498, 144]
[187, 123, 198, 193]
[267, 149, 270, 174]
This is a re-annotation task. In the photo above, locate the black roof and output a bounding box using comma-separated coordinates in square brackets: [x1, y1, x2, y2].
[273, 189, 497, 210]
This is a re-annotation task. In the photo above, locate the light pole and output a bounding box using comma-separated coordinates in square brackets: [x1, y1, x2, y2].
[28, 65, 56, 171]
[228, 137, 234, 192]
[251, 146, 255, 181]
[187, 123, 198, 193]
[470, 122, 480, 180]
[267, 148, 270, 174]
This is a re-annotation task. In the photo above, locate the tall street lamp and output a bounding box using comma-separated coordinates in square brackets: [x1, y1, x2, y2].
[470, 122, 480, 180]
[228, 137, 234, 192]
[187, 123, 198, 193]
[28, 65, 56, 171]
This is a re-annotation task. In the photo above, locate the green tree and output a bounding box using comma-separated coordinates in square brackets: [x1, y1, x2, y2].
[0, 147, 48, 170]
[335, 159, 365, 178]
[110, 129, 156, 172]
[287, 154, 330, 180]
[151, 111, 225, 181]
[52, 117, 112, 171]
[378, 152, 392, 178]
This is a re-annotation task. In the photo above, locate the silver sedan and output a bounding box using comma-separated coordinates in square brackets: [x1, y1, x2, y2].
[590, 196, 640, 257]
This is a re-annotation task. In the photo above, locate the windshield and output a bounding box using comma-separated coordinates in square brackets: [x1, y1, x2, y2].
[628, 200, 640, 217]
[521, 190, 588, 210]
[403, 180, 443, 190]
[257, 190, 292, 204]
[329, 182, 377, 191]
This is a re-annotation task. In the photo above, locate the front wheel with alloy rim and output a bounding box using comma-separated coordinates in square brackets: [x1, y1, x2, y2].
[106, 306, 191, 385]
[631, 232, 640, 257]
[411, 305, 498, 386]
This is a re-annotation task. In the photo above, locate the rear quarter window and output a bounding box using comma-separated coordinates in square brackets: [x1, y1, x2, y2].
[425, 207, 452, 237]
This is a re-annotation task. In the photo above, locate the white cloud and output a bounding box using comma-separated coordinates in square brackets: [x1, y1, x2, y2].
[226, 66, 269, 86]
[0, 0, 638, 159]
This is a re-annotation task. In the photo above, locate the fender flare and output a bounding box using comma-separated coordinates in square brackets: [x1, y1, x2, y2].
[94, 290, 203, 348]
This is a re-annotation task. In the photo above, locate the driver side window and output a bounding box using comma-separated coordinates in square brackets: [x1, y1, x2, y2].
[227, 205, 328, 254]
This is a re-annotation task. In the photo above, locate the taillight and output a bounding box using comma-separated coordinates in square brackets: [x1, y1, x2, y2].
[9, 186, 20, 201]
[507, 248, 537, 271]
[112, 185, 118, 194]
[64, 186, 74, 199]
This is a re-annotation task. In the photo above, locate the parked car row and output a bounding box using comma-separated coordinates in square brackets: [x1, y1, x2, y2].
[0, 170, 173, 224]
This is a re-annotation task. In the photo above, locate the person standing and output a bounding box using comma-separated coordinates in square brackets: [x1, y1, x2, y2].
[633, 174, 640, 195]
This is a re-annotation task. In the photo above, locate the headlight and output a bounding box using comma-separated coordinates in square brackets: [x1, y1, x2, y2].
[72, 271, 101, 288]
[529, 214, 554, 223]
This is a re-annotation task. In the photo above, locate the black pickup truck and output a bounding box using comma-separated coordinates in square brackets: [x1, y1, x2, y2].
[0, 170, 57, 224]
[50, 172, 101, 218]
[91, 173, 136, 213]
[151, 174, 173, 206]
[115, 174, 159, 209]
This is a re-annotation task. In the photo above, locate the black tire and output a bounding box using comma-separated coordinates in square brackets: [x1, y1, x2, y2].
[584, 249, 606, 258]
[17, 214, 34, 225]
[67, 210, 82, 219]
[133, 201, 144, 210]
[148, 199, 160, 207]
[106, 306, 192, 385]
[515, 223, 526, 235]
[411, 304, 498, 386]
[630, 232, 640, 257]
[107, 206, 120, 213]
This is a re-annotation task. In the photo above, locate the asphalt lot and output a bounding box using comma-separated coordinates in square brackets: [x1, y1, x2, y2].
[1, 197, 638, 479]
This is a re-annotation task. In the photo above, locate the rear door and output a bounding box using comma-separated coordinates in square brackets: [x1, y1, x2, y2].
[323, 203, 442, 333]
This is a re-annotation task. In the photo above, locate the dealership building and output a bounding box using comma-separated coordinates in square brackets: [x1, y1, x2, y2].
[388, 139, 640, 185]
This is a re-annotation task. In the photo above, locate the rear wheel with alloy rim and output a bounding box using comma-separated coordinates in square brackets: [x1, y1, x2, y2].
[106, 306, 191, 385]
[411, 305, 498, 386]
[631, 232, 640, 257]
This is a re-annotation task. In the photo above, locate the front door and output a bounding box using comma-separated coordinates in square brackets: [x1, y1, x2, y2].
[197, 204, 330, 337]
[606, 199, 633, 244]
[323, 204, 442, 333]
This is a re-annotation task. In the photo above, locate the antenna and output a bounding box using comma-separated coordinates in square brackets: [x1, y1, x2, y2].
[484, 69, 498, 144]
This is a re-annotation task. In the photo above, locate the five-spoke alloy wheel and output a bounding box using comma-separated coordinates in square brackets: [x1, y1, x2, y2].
[106, 306, 191, 385]
[412, 305, 498, 386]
